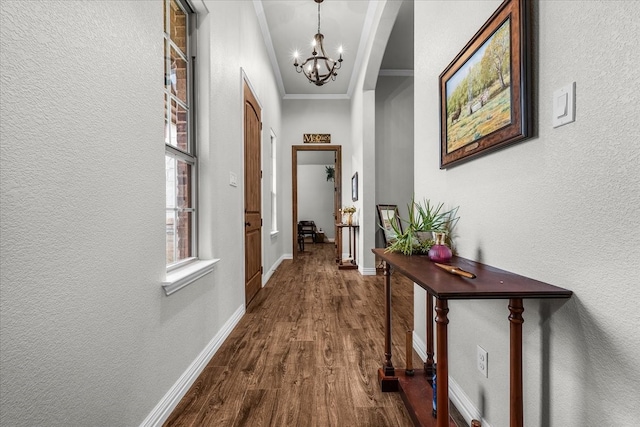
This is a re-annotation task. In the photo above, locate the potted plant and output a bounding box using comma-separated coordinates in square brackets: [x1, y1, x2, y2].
[325, 166, 335, 182]
[385, 196, 459, 256]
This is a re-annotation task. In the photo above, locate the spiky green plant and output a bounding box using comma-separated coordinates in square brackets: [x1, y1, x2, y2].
[384, 196, 459, 255]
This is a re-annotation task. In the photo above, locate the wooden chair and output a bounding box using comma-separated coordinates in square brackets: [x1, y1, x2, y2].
[298, 221, 317, 251]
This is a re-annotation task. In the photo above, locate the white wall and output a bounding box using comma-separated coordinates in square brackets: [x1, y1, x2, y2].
[297, 164, 335, 240]
[0, 1, 282, 426]
[281, 99, 352, 254]
[414, 1, 640, 426]
[350, 0, 402, 274]
[375, 76, 414, 247]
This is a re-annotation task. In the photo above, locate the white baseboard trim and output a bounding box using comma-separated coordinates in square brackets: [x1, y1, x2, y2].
[139, 304, 245, 427]
[263, 253, 290, 286]
[413, 331, 427, 361]
[359, 267, 377, 276]
[412, 331, 491, 427]
[449, 377, 492, 427]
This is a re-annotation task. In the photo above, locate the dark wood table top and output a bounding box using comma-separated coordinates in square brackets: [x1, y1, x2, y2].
[372, 248, 572, 300]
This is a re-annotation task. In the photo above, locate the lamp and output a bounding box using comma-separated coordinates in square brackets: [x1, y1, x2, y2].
[293, 0, 343, 86]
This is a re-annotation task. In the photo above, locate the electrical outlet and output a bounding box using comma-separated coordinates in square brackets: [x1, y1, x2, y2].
[477, 345, 488, 378]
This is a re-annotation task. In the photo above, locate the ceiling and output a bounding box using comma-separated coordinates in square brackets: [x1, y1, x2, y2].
[255, 0, 414, 99]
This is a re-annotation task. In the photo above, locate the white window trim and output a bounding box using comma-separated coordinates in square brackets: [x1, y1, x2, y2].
[162, 258, 220, 296]
[270, 128, 278, 234]
[162, 0, 216, 297]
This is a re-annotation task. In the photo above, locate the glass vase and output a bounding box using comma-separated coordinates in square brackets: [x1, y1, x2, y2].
[428, 232, 452, 263]
[346, 212, 353, 225]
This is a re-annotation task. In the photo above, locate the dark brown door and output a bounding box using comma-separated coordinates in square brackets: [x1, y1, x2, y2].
[244, 82, 262, 306]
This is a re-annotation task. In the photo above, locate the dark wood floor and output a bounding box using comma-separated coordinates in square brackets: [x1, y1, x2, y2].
[164, 242, 466, 427]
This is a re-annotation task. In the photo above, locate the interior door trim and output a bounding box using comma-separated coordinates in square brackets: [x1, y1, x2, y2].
[292, 145, 342, 259]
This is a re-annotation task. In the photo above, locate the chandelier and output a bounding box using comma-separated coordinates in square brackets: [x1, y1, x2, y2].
[293, 0, 343, 86]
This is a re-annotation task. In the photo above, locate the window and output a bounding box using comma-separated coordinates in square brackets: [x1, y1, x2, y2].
[270, 130, 278, 233]
[164, 0, 196, 267]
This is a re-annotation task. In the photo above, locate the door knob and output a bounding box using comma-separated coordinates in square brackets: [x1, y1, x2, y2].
[245, 222, 251, 227]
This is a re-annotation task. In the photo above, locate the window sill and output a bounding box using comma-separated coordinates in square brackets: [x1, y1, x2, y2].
[162, 258, 220, 296]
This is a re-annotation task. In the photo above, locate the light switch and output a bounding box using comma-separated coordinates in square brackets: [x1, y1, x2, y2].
[552, 82, 576, 128]
[229, 172, 238, 187]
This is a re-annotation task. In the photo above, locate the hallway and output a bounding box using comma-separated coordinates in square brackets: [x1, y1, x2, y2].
[164, 243, 418, 426]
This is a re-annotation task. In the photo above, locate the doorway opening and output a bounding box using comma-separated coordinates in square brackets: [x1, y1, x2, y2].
[292, 145, 342, 260]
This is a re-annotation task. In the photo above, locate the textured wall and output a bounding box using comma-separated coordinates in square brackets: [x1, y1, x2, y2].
[414, 1, 640, 426]
[375, 76, 414, 247]
[0, 1, 282, 425]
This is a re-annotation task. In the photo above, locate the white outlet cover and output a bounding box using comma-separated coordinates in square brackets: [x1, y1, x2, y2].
[229, 172, 238, 187]
[553, 82, 576, 128]
[477, 345, 488, 378]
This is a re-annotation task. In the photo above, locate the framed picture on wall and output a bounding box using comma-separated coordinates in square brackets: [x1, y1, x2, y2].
[439, 0, 531, 168]
[376, 204, 402, 247]
[351, 172, 358, 201]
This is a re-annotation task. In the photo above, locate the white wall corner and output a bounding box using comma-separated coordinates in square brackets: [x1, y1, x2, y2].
[139, 304, 245, 427]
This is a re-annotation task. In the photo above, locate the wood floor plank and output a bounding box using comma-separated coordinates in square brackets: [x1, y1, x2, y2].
[163, 366, 225, 427]
[312, 366, 359, 427]
[232, 389, 279, 427]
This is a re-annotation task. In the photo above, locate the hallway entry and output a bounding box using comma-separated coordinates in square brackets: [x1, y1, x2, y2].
[291, 145, 342, 260]
[244, 81, 262, 306]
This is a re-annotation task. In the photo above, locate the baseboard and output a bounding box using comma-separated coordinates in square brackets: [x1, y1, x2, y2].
[449, 378, 492, 427]
[263, 253, 291, 286]
[359, 267, 377, 276]
[413, 331, 428, 361]
[412, 332, 491, 427]
[139, 304, 245, 427]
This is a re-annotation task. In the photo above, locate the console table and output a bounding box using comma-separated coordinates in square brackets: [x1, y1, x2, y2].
[336, 224, 358, 270]
[371, 248, 572, 427]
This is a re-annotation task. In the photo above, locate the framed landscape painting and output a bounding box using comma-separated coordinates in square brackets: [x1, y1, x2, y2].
[439, 0, 531, 168]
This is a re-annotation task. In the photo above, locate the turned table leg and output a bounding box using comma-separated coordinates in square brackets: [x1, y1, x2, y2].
[425, 293, 435, 378]
[383, 261, 394, 376]
[435, 298, 450, 427]
[509, 298, 524, 427]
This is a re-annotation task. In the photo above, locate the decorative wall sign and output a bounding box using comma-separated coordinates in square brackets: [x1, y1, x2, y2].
[303, 133, 331, 143]
[439, 0, 531, 168]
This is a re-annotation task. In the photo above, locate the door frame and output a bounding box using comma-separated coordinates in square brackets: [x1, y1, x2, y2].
[292, 145, 342, 259]
[243, 77, 263, 306]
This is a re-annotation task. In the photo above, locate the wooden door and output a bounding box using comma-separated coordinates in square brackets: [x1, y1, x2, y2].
[244, 82, 262, 306]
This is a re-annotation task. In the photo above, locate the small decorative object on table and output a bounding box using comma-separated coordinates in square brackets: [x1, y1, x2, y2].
[428, 231, 452, 262]
[342, 205, 356, 225]
[384, 196, 459, 256]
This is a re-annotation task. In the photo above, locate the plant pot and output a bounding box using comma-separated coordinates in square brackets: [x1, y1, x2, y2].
[415, 231, 433, 243]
